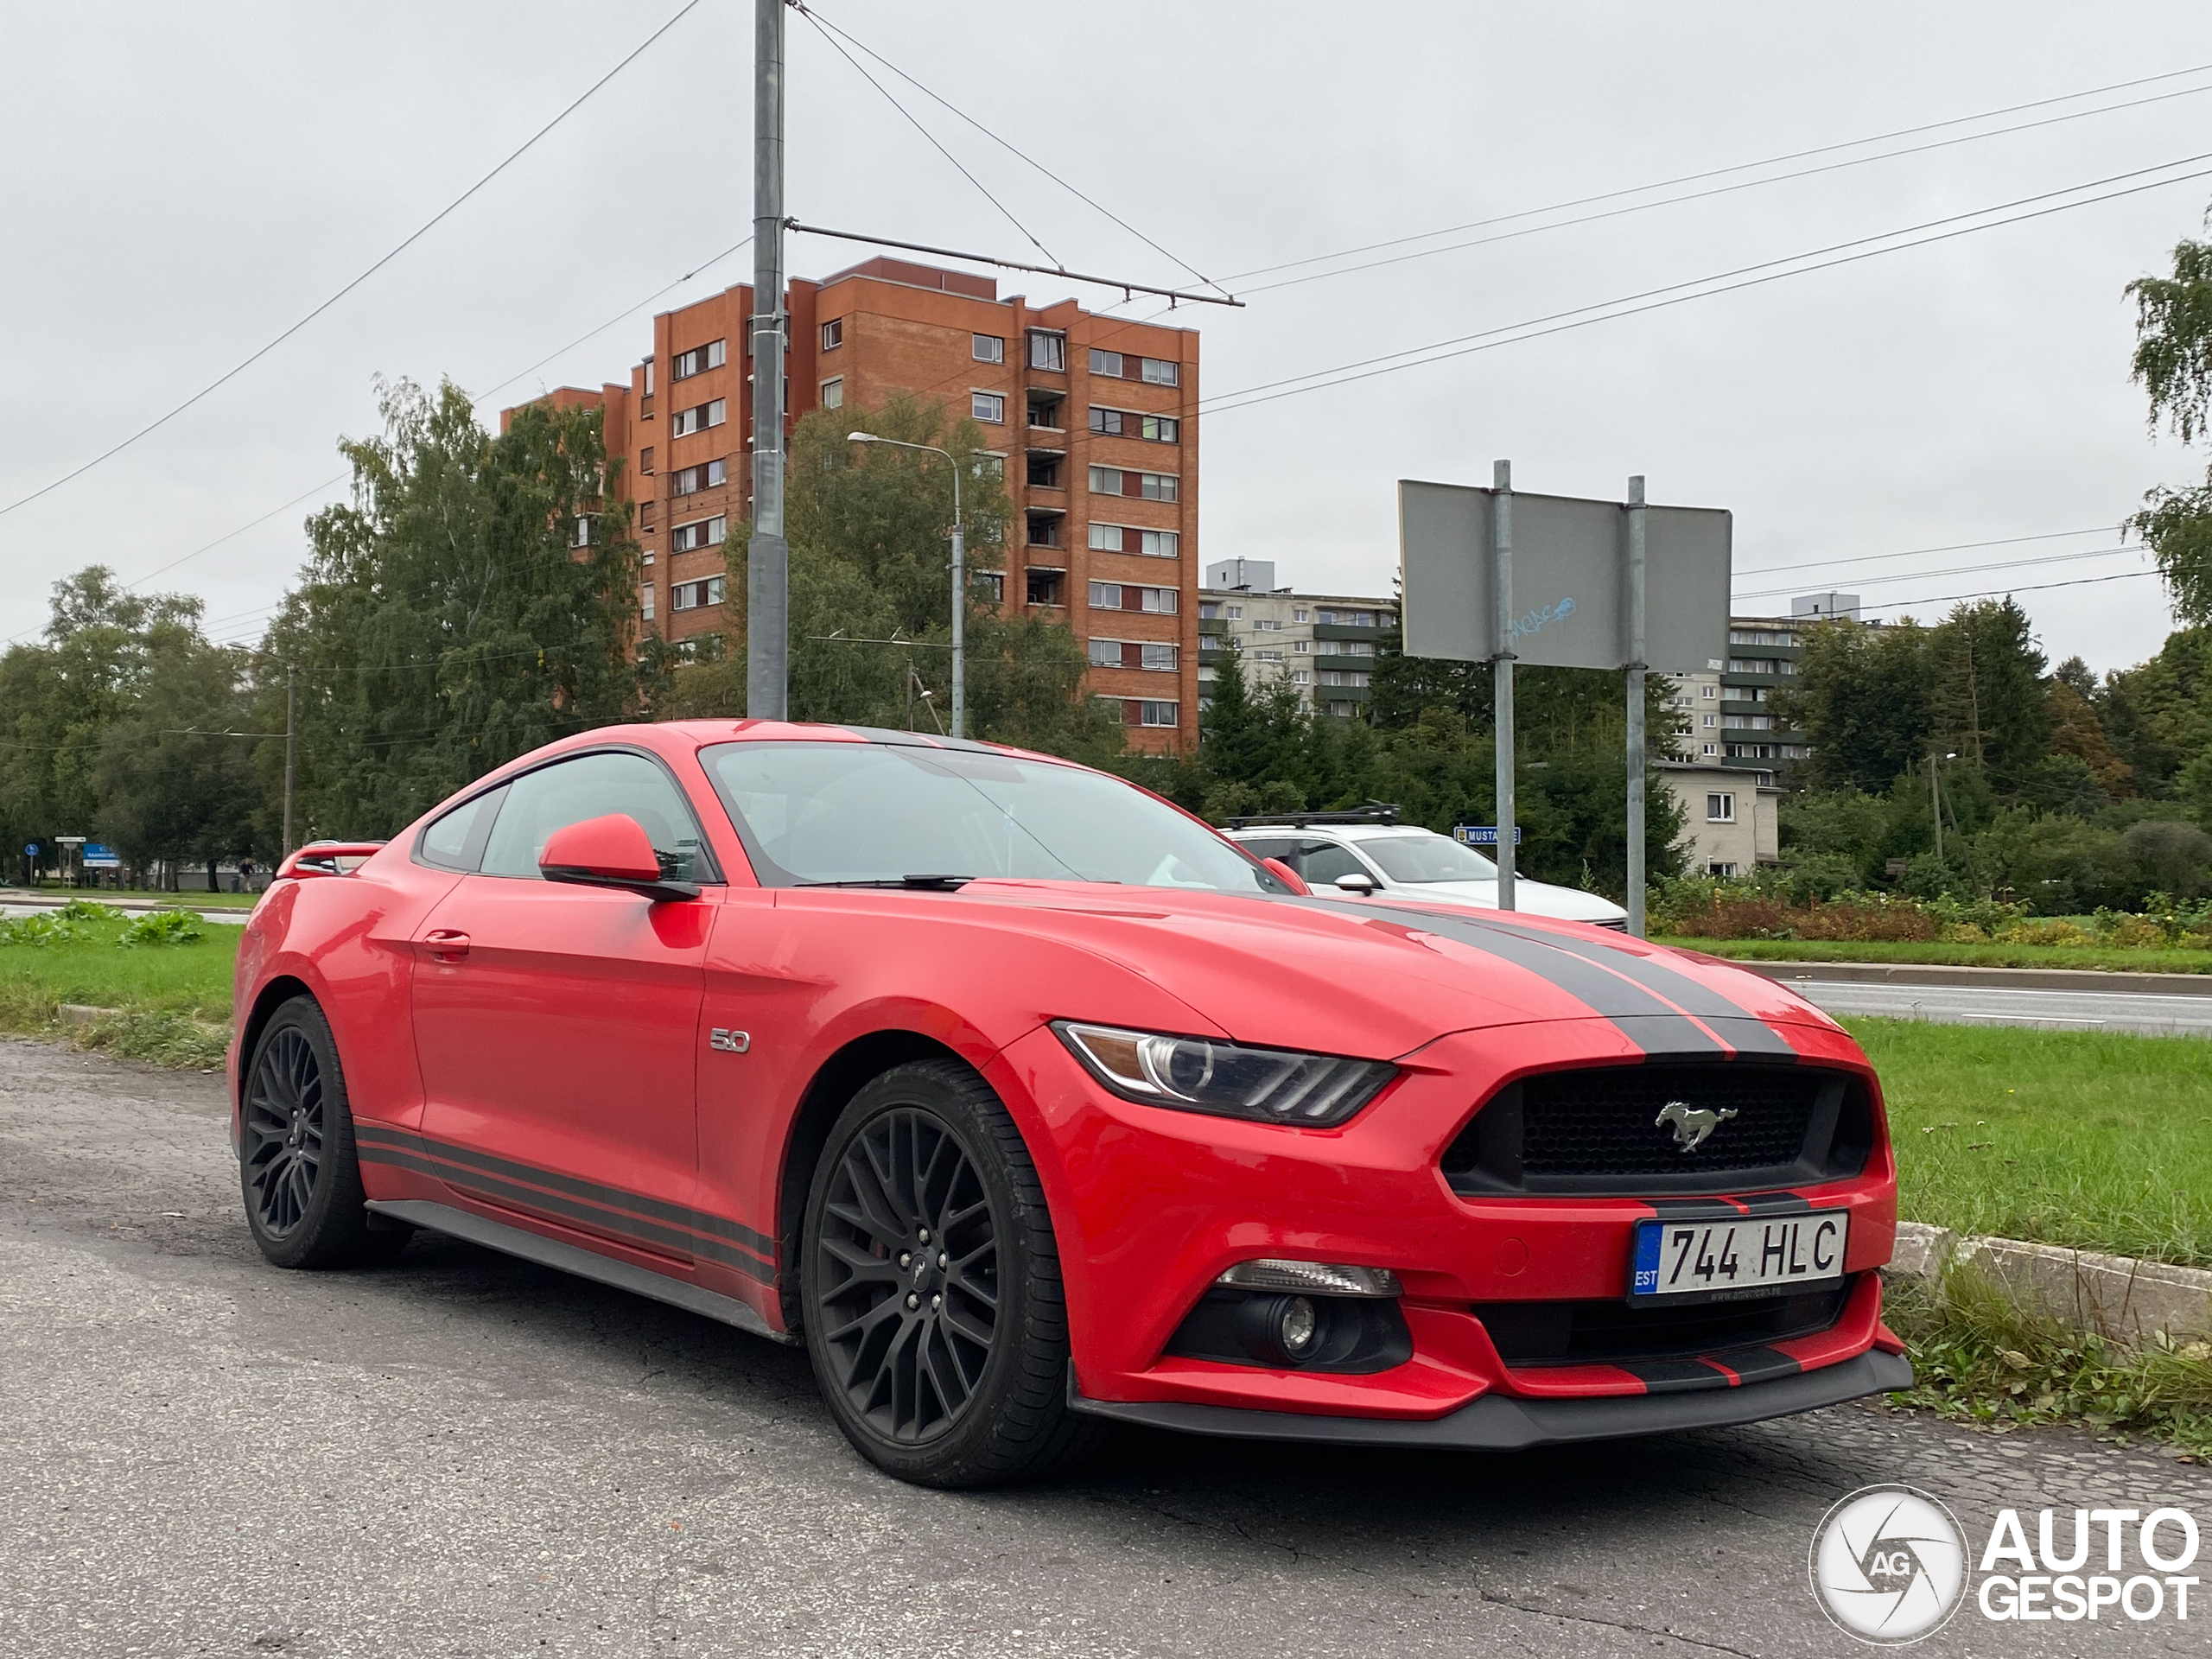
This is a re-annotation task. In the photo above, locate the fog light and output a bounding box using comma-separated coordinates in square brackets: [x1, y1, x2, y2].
[1279, 1295, 1319, 1357]
[1214, 1258, 1402, 1299]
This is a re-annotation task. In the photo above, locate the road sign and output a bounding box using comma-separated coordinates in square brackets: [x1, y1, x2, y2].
[1454, 825, 1522, 846]
[81, 842, 119, 869]
[22, 843, 35, 859]
[1398, 480, 1730, 675]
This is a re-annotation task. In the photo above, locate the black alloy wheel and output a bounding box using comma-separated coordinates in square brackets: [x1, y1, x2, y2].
[802, 1060, 1105, 1486]
[815, 1105, 1001, 1445]
[238, 996, 409, 1270]
[243, 1025, 324, 1238]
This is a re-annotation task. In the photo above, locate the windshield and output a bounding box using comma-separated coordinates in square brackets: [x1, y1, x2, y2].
[1361, 832, 1499, 884]
[700, 741, 1291, 894]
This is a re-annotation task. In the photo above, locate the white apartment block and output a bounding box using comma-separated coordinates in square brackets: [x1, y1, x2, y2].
[1198, 559, 1395, 717]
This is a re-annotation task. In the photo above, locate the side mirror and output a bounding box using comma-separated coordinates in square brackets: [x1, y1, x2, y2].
[1334, 872, 1378, 894]
[1262, 856, 1310, 896]
[539, 814, 698, 902]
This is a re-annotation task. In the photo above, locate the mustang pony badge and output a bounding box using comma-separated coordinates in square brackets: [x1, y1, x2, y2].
[1656, 1100, 1737, 1153]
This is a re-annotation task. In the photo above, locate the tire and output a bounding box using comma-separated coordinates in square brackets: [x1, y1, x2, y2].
[238, 996, 410, 1270]
[800, 1058, 1107, 1487]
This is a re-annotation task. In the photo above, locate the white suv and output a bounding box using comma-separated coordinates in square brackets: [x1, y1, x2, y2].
[1224, 818, 1628, 929]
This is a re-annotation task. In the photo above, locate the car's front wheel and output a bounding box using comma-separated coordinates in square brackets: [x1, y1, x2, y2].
[239, 995, 409, 1269]
[801, 1058, 1104, 1486]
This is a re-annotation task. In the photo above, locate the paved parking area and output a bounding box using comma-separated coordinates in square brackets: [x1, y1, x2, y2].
[3, 1038, 2207, 1657]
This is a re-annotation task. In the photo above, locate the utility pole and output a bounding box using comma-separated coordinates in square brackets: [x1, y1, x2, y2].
[1624, 475, 1648, 938]
[744, 0, 789, 720]
[1491, 459, 1516, 911]
[283, 663, 297, 856]
[1929, 749, 1946, 863]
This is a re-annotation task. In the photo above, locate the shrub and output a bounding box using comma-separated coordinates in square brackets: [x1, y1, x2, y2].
[118, 909, 204, 948]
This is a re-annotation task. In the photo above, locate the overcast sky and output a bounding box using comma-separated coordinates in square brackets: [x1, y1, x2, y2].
[5, 1, 2211, 672]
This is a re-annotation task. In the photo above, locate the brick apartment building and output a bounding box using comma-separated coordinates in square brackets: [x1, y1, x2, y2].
[505, 256, 1202, 753]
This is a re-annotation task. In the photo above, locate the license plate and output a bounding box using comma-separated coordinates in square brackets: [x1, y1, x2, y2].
[1630, 1212, 1848, 1302]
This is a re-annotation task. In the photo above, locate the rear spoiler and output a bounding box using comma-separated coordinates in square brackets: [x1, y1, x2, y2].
[273, 841, 388, 881]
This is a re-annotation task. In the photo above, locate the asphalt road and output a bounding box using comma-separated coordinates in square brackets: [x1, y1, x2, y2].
[1780, 978, 2212, 1038]
[3, 1039, 2208, 1659]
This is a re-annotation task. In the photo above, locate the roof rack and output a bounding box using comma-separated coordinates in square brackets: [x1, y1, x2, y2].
[1224, 802, 1402, 830]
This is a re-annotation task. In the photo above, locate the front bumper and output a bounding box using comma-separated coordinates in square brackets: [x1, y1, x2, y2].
[996, 1017, 1899, 1424]
[1068, 1347, 1915, 1450]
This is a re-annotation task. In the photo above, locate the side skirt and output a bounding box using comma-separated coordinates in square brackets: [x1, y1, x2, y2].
[367, 1198, 797, 1346]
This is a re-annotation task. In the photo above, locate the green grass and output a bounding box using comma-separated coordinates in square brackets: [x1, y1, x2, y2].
[1662, 936, 2212, 974]
[0, 928, 238, 1070]
[1845, 1017, 2212, 1267]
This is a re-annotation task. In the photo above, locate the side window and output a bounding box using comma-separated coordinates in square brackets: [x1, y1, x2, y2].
[478, 753, 715, 883]
[416, 785, 505, 872]
[1237, 837, 1297, 865]
[1296, 840, 1369, 886]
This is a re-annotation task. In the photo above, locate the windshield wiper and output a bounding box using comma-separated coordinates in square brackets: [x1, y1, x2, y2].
[795, 874, 976, 891]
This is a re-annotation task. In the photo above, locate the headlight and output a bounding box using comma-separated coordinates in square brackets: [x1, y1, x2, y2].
[1052, 1021, 1395, 1127]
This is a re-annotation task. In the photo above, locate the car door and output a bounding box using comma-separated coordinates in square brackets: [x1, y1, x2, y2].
[410, 748, 718, 1264]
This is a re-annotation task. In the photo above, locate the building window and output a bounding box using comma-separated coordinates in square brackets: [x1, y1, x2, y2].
[570, 515, 596, 548]
[1224, 604, 1242, 620]
[1137, 700, 1178, 728]
[1086, 637, 1118, 667]
[1702, 683, 1719, 696]
[639, 447, 655, 474]
[671, 458, 728, 497]
[1027, 330, 1067, 372]
[1707, 861, 1739, 877]
[1086, 581, 1176, 613]
[1252, 618, 1282, 632]
[1292, 639, 1309, 654]
[819, 319, 842, 352]
[1086, 465, 1177, 501]
[1086, 348, 1178, 385]
[1292, 608, 1309, 623]
[1141, 357, 1179, 386]
[973, 571, 1004, 604]
[1090, 348, 1122, 377]
[819, 378, 844, 410]
[1141, 643, 1177, 671]
[1086, 522, 1178, 557]
[671, 514, 728, 553]
[973, 334, 1004, 363]
[1702, 742, 1718, 756]
[1292, 670, 1311, 685]
[1198, 601, 1218, 619]
[640, 582, 655, 620]
[1027, 452, 1063, 489]
[1027, 569, 1065, 607]
[971, 391, 1005, 423]
[1255, 649, 1283, 662]
[1027, 391, 1065, 429]
[641, 359, 655, 396]
[671, 575, 727, 612]
[1025, 512, 1061, 548]
[1316, 670, 1371, 688]
[672, 340, 726, 379]
[1701, 714, 1718, 728]
[1723, 715, 1774, 731]
[671, 398, 725, 437]
[1087, 407, 1179, 442]
[1707, 793, 1736, 823]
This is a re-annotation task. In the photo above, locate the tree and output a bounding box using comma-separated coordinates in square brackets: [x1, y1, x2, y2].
[93, 632, 259, 887]
[2128, 211, 2212, 623]
[261, 378, 646, 840]
[1779, 617, 1932, 793]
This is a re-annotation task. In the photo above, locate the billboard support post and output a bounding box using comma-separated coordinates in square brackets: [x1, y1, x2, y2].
[1491, 459, 1516, 911]
[1625, 474, 1648, 939]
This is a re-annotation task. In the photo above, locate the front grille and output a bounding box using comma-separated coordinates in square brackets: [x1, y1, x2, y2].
[1475, 1278, 1854, 1367]
[1442, 1060, 1871, 1196]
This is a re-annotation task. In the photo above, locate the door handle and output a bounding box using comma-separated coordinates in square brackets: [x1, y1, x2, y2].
[424, 929, 471, 963]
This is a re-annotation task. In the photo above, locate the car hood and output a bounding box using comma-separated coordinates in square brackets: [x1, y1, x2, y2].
[1368, 876, 1626, 923]
[944, 879, 1838, 1063]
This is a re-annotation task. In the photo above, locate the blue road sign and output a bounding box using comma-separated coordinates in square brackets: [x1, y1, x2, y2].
[81, 842, 120, 869]
[1454, 825, 1522, 847]
[22, 843, 35, 858]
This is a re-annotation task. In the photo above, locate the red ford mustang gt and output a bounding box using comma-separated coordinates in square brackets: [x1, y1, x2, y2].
[230, 720, 1908, 1486]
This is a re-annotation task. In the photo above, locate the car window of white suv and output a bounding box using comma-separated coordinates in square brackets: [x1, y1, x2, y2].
[1295, 840, 1370, 887]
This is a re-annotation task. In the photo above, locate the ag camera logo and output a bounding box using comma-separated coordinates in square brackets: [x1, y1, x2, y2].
[1809, 1484, 1970, 1645]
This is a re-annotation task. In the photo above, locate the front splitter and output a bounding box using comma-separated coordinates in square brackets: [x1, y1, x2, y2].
[1068, 1348, 1913, 1452]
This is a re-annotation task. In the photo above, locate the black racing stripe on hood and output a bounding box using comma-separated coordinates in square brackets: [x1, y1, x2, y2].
[1329, 902, 1724, 1055]
[1472, 918, 1799, 1058]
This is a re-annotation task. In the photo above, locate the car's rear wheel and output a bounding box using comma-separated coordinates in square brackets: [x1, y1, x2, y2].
[239, 996, 409, 1269]
[801, 1058, 1105, 1487]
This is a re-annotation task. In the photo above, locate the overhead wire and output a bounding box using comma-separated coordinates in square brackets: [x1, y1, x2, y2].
[1733, 544, 2145, 600]
[1236, 79, 2212, 300]
[1198, 150, 2212, 417]
[1225, 58, 2212, 283]
[0, 0, 705, 523]
[1732, 524, 2117, 579]
[791, 0, 1227, 299]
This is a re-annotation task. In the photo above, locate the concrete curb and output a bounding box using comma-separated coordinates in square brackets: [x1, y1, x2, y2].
[1889, 1221, 2212, 1347]
[1726, 959, 2212, 995]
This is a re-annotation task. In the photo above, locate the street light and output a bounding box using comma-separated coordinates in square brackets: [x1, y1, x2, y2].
[849, 431, 966, 739]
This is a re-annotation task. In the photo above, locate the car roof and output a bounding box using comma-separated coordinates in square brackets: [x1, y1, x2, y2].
[1226, 823, 1442, 842]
